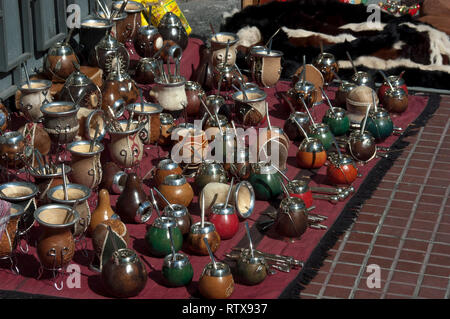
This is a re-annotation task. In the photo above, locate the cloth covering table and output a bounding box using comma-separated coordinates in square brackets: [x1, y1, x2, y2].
[0, 38, 431, 299]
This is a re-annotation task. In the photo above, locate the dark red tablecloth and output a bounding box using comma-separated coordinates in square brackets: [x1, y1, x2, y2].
[0, 39, 429, 299]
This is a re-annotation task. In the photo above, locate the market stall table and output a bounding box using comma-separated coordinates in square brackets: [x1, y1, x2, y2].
[0, 38, 431, 299]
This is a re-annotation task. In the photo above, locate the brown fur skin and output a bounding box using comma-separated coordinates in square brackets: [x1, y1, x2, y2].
[221, 0, 450, 89]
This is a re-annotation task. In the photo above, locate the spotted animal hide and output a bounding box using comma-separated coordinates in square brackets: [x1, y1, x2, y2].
[221, 0, 450, 90]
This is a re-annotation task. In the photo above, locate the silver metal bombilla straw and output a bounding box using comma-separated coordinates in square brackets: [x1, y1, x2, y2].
[299, 96, 317, 129]
[293, 118, 310, 142]
[150, 188, 161, 218]
[360, 100, 372, 135]
[320, 87, 335, 115]
[245, 222, 255, 258]
[22, 62, 31, 89]
[224, 177, 234, 209]
[153, 187, 175, 211]
[265, 27, 281, 48]
[346, 51, 358, 75]
[204, 237, 217, 270]
[168, 226, 177, 262]
[378, 70, 394, 91]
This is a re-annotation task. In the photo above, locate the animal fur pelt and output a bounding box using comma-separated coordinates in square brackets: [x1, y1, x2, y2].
[221, 0, 450, 90]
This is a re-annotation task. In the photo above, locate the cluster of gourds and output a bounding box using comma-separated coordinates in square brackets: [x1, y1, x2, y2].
[0, 0, 409, 300]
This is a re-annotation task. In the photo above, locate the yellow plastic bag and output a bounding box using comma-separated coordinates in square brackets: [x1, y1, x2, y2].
[136, 0, 191, 35]
[136, 0, 152, 26]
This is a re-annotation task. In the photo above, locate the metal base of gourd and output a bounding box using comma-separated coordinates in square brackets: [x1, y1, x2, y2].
[36, 264, 69, 291]
[0, 253, 20, 275]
